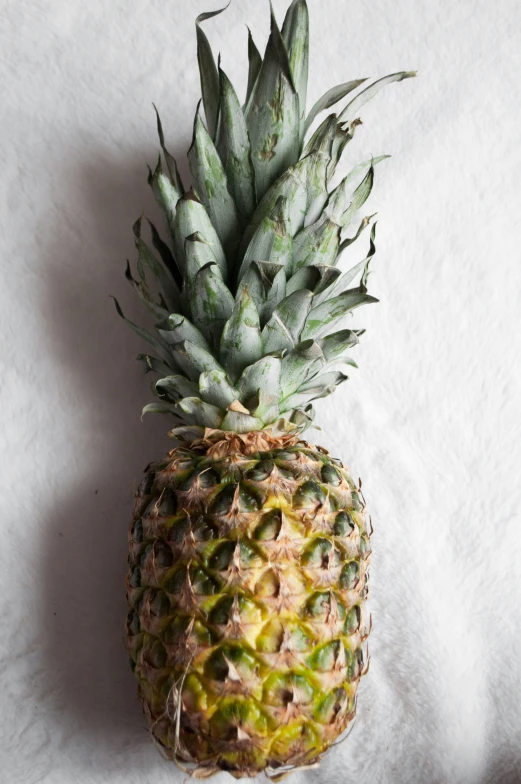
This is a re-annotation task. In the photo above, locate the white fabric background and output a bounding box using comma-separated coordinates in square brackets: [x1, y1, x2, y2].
[0, 0, 520, 782]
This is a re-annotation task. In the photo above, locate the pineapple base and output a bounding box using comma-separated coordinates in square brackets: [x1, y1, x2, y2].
[126, 442, 371, 778]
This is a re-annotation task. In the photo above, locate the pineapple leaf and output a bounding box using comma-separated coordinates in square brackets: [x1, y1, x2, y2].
[220, 409, 264, 434]
[152, 104, 184, 193]
[125, 261, 169, 322]
[216, 66, 256, 226]
[185, 232, 227, 288]
[286, 265, 341, 296]
[238, 196, 293, 282]
[112, 297, 173, 366]
[245, 4, 300, 201]
[280, 339, 324, 396]
[236, 356, 282, 403]
[142, 402, 182, 417]
[281, 0, 309, 138]
[318, 329, 362, 362]
[148, 156, 179, 235]
[170, 340, 226, 381]
[239, 261, 287, 325]
[177, 397, 224, 428]
[190, 264, 235, 347]
[304, 79, 367, 136]
[341, 164, 375, 229]
[188, 106, 240, 259]
[199, 370, 239, 409]
[220, 287, 263, 383]
[293, 218, 341, 272]
[157, 314, 212, 353]
[302, 289, 379, 340]
[173, 191, 226, 275]
[137, 354, 173, 376]
[339, 213, 376, 252]
[147, 220, 182, 289]
[262, 289, 313, 353]
[155, 375, 200, 402]
[196, 5, 230, 138]
[281, 370, 347, 410]
[133, 217, 180, 313]
[246, 27, 262, 105]
[338, 71, 417, 126]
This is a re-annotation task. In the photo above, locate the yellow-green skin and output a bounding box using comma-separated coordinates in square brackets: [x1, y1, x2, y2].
[126, 443, 371, 778]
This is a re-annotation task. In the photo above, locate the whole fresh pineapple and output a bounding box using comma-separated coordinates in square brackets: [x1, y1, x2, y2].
[117, 1, 415, 778]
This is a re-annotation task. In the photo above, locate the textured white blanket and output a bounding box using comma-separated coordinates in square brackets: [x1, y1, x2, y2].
[0, 1, 520, 782]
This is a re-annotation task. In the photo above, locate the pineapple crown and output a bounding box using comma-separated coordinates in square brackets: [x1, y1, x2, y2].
[114, 0, 415, 443]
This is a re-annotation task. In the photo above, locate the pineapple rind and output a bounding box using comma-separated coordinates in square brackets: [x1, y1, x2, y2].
[126, 445, 371, 776]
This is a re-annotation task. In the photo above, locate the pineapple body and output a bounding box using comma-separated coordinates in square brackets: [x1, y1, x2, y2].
[126, 443, 371, 777]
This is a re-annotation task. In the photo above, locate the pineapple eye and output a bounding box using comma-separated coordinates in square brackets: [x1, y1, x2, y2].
[148, 589, 171, 617]
[252, 510, 281, 541]
[321, 464, 342, 486]
[254, 568, 280, 598]
[246, 461, 274, 482]
[165, 516, 190, 543]
[344, 605, 361, 635]
[156, 489, 177, 517]
[301, 538, 333, 568]
[153, 541, 174, 569]
[209, 596, 234, 625]
[142, 639, 167, 669]
[130, 518, 144, 543]
[293, 481, 326, 508]
[333, 512, 355, 537]
[348, 648, 364, 682]
[126, 610, 140, 636]
[162, 566, 186, 595]
[307, 640, 343, 672]
[209, 542, 236, 571]
[275, 451, 298, 462]
[137, 473, 155, 496]
[340, 561, 360, 590]
[191, 566, 220, 596]
[314, 687, 348, 724]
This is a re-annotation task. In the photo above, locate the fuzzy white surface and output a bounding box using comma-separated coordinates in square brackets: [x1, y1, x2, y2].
[0, 0, 520, 782]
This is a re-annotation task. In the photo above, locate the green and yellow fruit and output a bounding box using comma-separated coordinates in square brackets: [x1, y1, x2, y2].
[117, 1, 414, 777]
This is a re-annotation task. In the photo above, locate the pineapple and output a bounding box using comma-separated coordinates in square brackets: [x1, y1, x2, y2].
[117, 1, 415, 778]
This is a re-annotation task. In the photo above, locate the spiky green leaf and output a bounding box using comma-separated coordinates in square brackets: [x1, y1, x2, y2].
[238, 196, 293, 282]
[281, 0, 309, 137]
[262, 289, 313, 353]
[112, 297, 174, 366]
[220, 409, 263, 433]
[184, 232, 227, 289]
[188, 108, 240, 259]
[246, 27, 262, 105]
[302, 289, 379, 340]
[239, 261, 287, 325]
[338, 71, 417, 126]
[280, 339, 324, 396]
[304, 79, 367, 136]
[199, 370, 239, 409]
[133, 216, 180, 313]
[157, 313, 212, 352]
[220, 286, 263, 382]
[155, 375, 200, 402]
[190, 263, 234, 347]
[245, 6, 300, 201]
[148, 156, 180, 234]
[236, 355, 282, 403]
[153, 105, 184, 193]
[196, 5, 229, 138]
[215, 67, 256, 225]
[173, 191, 226, 275]
[125, 261, 169, 322]
[177, 397, 224, 428]
[318, 330, 362, 362]
[170, 340, 225, 382]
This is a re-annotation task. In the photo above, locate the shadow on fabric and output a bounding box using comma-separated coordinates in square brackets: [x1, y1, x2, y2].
[38, 148, 187, 775]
